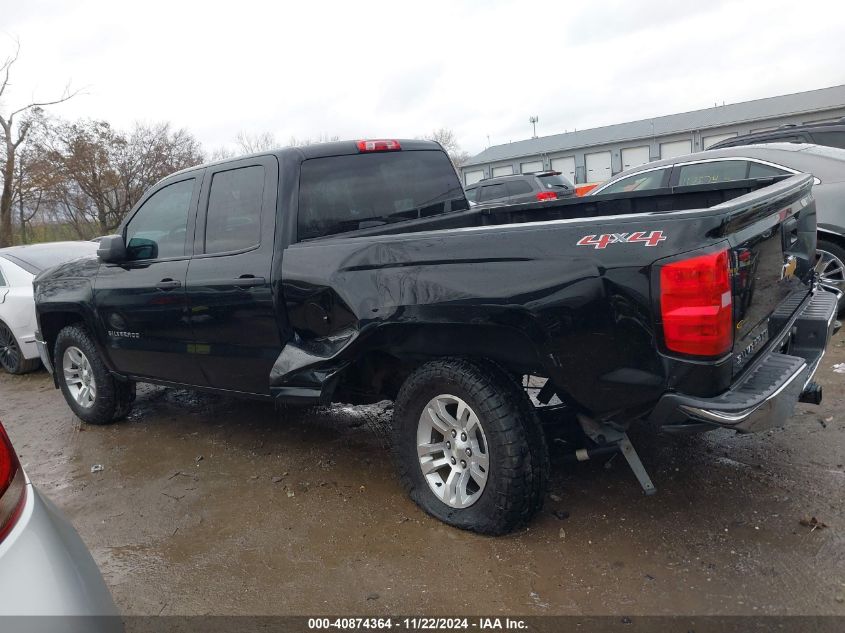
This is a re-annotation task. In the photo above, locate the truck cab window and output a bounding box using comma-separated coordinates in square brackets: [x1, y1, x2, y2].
[297, 150, 468, 240]
[204, 165, 264, 254]
[124, 179, 195, 261]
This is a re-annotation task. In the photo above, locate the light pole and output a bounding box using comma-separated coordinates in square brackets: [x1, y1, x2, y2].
[529, 116, 538, 138]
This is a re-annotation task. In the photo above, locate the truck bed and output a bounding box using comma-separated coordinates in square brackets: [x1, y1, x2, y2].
[319, 176, 791, 240]
[279, 173, 818, 423]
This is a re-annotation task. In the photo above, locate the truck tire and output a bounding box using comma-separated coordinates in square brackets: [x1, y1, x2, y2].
[54, 324, 134, 425]
[817, 239, 845, 312]
[0, 321, 41, 375]
[392, 358, 548, 534]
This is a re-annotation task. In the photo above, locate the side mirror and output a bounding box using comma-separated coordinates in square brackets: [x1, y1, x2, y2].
[97, 235, 126, 263]
[125, 237, 158, 261]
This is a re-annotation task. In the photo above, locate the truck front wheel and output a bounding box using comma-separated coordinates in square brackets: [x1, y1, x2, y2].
[54, 324, 134, 425]
[392, 358, 548, 534]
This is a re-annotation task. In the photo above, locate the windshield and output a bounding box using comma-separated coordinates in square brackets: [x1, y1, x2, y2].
[596, 169, 667, 195]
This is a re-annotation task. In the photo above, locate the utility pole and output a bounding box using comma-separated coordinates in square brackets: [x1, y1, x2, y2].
[529, 116, 538, 138]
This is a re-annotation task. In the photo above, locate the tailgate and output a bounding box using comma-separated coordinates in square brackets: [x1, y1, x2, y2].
[727, 176, 817, 375]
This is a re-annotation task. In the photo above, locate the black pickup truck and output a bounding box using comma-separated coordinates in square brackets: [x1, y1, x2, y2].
[33, 139, 837, 534]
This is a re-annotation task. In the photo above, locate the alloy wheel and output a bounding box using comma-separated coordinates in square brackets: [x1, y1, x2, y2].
[416, 394, 490, 509]
[63, 346, 97, 409]
[818, 248, 845, 295]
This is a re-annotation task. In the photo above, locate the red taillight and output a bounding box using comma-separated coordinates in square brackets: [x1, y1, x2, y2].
[0, 422, 26, 542]
[659, 249, 733, 356]
[536, 191, 557, 201]
[357, 139, 401, 152]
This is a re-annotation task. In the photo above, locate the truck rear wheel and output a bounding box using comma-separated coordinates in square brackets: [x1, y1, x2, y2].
[392, 358, 548, 534]
[54, 324, 134, 425]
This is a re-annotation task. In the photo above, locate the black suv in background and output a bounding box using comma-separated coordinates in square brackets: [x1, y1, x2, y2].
[708, 118, 845, 150]
[464, 171, 575, 206]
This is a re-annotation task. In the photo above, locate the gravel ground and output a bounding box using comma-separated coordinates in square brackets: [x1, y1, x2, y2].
[1, 338, 844, 616]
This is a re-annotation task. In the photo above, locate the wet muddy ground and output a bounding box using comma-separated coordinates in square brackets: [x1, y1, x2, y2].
[1, 340, 845, 616]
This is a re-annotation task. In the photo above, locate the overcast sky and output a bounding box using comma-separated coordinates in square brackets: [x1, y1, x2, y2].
[2, 0, 844, 157]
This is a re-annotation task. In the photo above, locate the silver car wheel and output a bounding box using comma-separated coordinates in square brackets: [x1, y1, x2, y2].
[63, 346, 97, 409]
[416, 394, 490, 509]
[818, 248, 845, 295]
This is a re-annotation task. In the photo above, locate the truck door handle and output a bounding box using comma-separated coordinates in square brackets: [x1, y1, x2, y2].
[234, 275, 266, 288]
[156, 278, 182, 290]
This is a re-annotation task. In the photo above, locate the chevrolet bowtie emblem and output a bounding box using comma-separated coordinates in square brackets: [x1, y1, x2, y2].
[781, 255, 798, 281]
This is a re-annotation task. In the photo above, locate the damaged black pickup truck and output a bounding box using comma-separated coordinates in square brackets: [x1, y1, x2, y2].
[34, 139, 838, 534]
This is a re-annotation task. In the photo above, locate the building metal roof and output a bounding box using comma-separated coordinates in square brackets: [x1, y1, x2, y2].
[464, 84, 845, 168]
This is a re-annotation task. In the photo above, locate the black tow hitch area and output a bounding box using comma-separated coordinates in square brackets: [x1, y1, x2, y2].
[574, 415, 657, 496]
[799, 381, 823, 405]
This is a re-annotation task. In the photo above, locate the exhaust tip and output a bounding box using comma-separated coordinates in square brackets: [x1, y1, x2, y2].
[799, 382, 823, 405]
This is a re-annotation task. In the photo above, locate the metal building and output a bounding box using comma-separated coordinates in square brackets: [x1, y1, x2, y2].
[461, 85, 845, 186]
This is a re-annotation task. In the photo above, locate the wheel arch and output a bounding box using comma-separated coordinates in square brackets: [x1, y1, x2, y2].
[37, 306, 117, 379]
[329, 322, 550, 403]
[817, 226, 845, 249]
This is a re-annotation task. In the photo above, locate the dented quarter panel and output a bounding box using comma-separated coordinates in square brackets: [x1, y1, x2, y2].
[278, 216, 698, 415]
[274, 174, 816, 418]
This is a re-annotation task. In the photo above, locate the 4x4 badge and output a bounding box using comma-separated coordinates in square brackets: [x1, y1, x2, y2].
[576, 230, 667, 249]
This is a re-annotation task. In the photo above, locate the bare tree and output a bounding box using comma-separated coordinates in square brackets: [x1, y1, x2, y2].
[45, 119, 204, 235]
[11, 111, 56, 243]
[0, 41, 78, 246]
[212, 132, 340, 158]
[236, 131, 278, 153]
[208, 131, 282, 162]
[287, 133, 340, 147]
[209, 146, 235, 161]
[424, 127, 471, 171]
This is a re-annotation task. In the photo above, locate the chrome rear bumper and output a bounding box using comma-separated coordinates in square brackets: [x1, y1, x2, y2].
[650, 289, 838, 433]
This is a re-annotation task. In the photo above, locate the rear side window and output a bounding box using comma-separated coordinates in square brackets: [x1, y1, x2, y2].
[506, 180, 533, 196]
[298, 150, 468, 240]
[677, 161, 746, 186]
[599, 169, 667, 194]
[0, 265, 6, 286]
[811, 131, 845, 149]
[748, 162, 789, 178]
[465, 187, 479, 203]
[537, 174, 572, 189]
[478, 183, 507, 202]
[204, 165, 264, 254]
